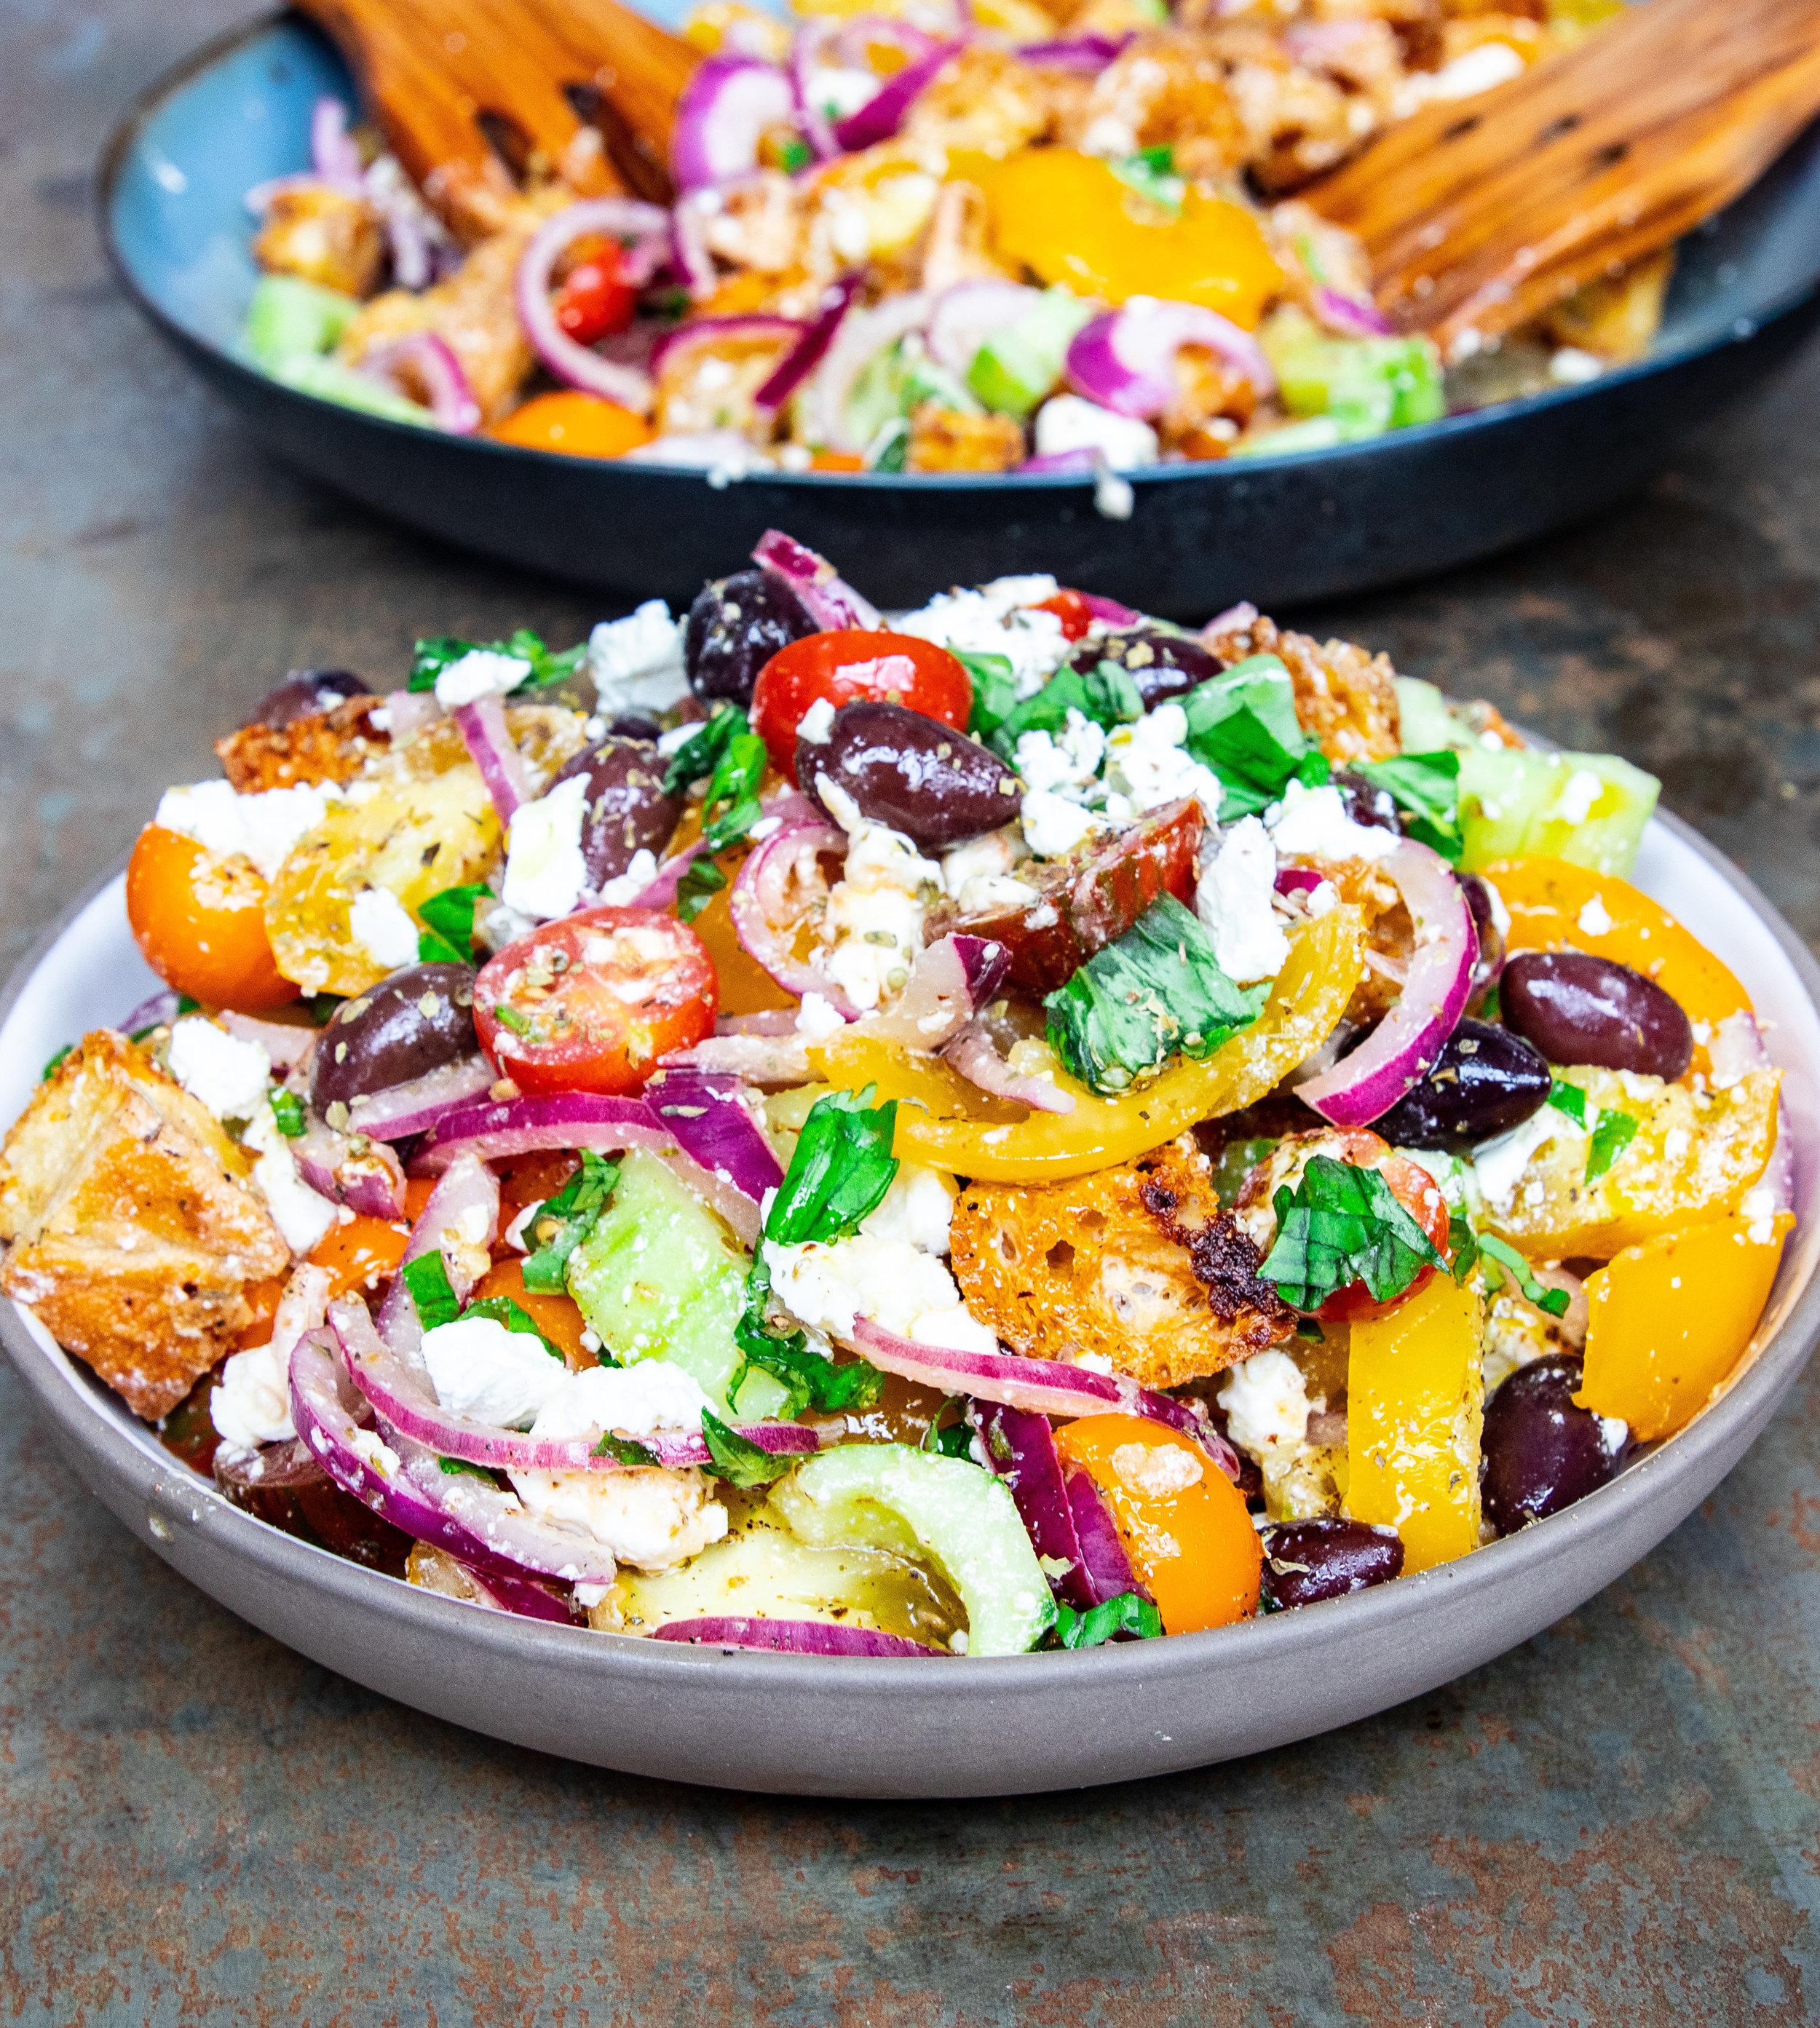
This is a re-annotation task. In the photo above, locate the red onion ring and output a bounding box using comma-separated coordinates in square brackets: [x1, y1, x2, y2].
[1711, 1011, 1795, 1216]
[632, 786, 820, 912]
[788, 21, 842, 162]
[451, 695, 536, 823]
[357, 333, 480, 434]
[752, 528, 881, 628]
[670, 192, 719, 297]
[219, 1010, 317, 1070]
[672, 55, 798, 191]
[967, 1402, 1089, 1608]
[1018, 450, 1097, 476]
[381, 688, 441, 740]
[1066, 301, 1275, 420]
[649, 313, 805, 379]
[941, 1018, 1076, 1114]
[651, 1617, 941, 1655]
[310, 95, 363, 189]
[755, 275, 860, 415]
[1274, 866, 1325, 897]
[119, 987, 181, 1033]
[295, 1113, 408, 1219]
[457, 1564, 581, 1623]
[1313, 285, 1396, 339]
[1080, 593, 1144, 627]
[810, 290, 932, 453]
[860, 933, 1008, 1050]
[1202, 600, 1260, 644]
[660, 1030, 816, 1085]
[645, 1067, 784, 1205]
[729, 818, 857, 1016]
[831, 39, 962, 151]
[1015, 33, 1131, 70]
[925, 280, 1043, 379]
[344, 1055, 497, 1141]
[1294, 841, 1474, 1127]
[516, 200, 670, 413]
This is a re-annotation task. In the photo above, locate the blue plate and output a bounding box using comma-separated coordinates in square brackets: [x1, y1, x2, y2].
[100, 9, 1820, 615]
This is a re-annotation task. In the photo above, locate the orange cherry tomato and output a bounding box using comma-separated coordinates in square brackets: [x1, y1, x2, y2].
[403, 1176, 438, 1225]
[473, 906, 717, 1095]
[808, 450, 866, 473]
[236, 1275, 287, 1349]
[126, 824, 296, 1012]
[1055, 1415, 1262, 1633]
[1036, 589, 1095, 641]
[470, 1256, 593, 1365]
[552, 237, 636, 344]
[488, 392, 654, 459]
[309, 1212, 414, 1300]
[751, 629, 973, 780]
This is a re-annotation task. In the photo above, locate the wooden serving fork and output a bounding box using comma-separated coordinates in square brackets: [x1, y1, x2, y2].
[1307, 0, 1820, 358]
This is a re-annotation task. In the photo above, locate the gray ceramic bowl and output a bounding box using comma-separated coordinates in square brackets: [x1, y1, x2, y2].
[4, 816, 1818, 1797]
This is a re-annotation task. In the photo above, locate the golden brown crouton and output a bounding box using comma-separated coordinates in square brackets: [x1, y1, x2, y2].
[0, 1034, 289, 1418]
[951, 1143, 1293, 1389]
[215, 694, 392, 793]
[1205, 610, 1402, 761]
[906, 405, 1027, 474]
[254, 185, 386, 297]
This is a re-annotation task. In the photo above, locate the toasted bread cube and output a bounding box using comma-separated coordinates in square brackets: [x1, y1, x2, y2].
[0, 1033, 289, 1418]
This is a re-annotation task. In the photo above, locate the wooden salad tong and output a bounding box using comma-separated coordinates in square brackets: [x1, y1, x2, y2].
[1307, 0, 1820, 357]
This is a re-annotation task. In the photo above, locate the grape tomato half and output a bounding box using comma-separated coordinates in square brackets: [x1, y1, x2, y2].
[751, 629, 973, 780]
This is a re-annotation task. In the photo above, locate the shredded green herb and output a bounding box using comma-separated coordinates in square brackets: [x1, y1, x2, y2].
[402, 1251, 461, 1332]
[462, 1294, 565, 1360]
[1353, 750, 1464, 862]
[1179, 654, 1328, 819]
[1110, 146, 1184, 213]
[991, 658, 1143, 758]
[1547, 1080, 1588, 1126]
[416, 881, 491, 965]
[521, 1152, 621, 1294]
[674, 854, 730, 924]
[1257, 1155, 1443, 1314]
[1051, 1591, 1165, 1649]
[700, 1409, 792, 1488]
[1584, 1109, 1639, 1184]
[593, 1431, 661, 1467]
[958, 649, 1019, 745]
[438, 1454, 502, 1481]
[269, 1089, 307, 1138]
[40, 1042, 73, 1082]
[662, 702, 745, 796]
[1477, 1232, 1572, 1318]
[408, 628, 583, 694]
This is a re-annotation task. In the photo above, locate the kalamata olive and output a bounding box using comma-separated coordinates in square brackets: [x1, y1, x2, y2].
[1373, 1018, 1552, 1151]
[550, 737, 684, 887]
[1069, 627, 1221, 708]
[606, 713, 661, 744]
[801, 700, 1021, 849]
[312, 962, 478, 1112]
[1459, 872, 1505, 1013]
[685, 569, 817, 706]
[1501, 950, 1693, 1080]
[245, 668, 370, 729]
[1259, 1518, 1404, 1610]
[1332, 769, 1402, 835]
[1481, 1354, 1624, 1535]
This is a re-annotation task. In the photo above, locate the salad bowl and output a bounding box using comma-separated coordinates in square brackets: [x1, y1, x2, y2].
[99, 10, 1820, 617]
[5, 807, 1817, 1798]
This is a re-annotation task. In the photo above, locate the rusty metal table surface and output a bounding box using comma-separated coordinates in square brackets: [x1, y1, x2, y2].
[7, 4, 1820, 2021]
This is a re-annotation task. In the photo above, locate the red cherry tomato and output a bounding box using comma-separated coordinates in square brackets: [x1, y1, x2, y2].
[750, 629, 973, 780]
[473, 907, 716, 1096]
[1311, 1130, 1454, 1323]
[1035, 590, 1095, 641]
[552, 238, 636, 346]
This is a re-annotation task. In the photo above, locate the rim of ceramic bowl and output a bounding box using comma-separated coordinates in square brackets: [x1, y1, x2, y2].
[4, 808, 1819, 1695]
[93, 8, 1820, 496]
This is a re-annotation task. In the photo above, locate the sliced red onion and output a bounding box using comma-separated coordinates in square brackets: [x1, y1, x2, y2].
[1313, 285, 1396, 339]
[756, 276, 859, 416]
[310, 95, 363, 189]
[358, 333, 480, 434]
[788, 23, 841, 162]
[1018, 450, 1097, 477]
[968, 1401, 1096, 1609]
[649, 313, 805, 379]
[119, 987, 181, 1033]
[660, 1031, 817, 1085]
[835, 15, 938, 66]
[1712, 1012, 1795, 1216]
[810, 290, 932, 454]
[516, 200, 670, 412]
[1064, 1466, 1145, 1607]
[1016, 33, 1131, 70]
[633, 785, 820, 911]
[670, 191, 719, 297]
[860, 933, 1007, 1050]
[382, 688, 443, 740]
[1203, 600, 1260, 643]
[1079, 593, 1144, 627]
[220, 1010, 317, 1070]
[413, 1152, 499, 1297]
[941, 1017, 1076, 1115]
[460, 1564, 580, 1623]
[344, 1055, 497, 1141]
[295, 1113, 408, 1220]
[411, 1093, 763, 1246]
[1295, 841, 1474, 1127]
[831, 39, 961, 151]
[752, 528, 881, 629]
[926, 280, 1043, 379]
[1066, 301, 1275, 420]
[290, 1334, 620, 1584]
[849, 1320, 1243, 1480]
[729, 818, 858, 1015]
[652, 1617, 941, 1655]
[645, 1068, 784, 1204]
[717, 1010, 800, 1036]
[452, 694, 536, 823]
[672, 56, 798, 191]
[1275, 866, 1325, 897]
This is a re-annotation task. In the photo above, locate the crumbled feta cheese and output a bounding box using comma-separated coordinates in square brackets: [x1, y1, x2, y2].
[1550, 348, 1605, 387]
[860, 1163, 958, 1256]
[349, 886, 421, 970]
[504, 1199, 544, 1251]
[1020, 788, 1101, 859]
[167, 1015, 272, 1120]
[1267, 777, 1398, 862]
[940, 827, 1035, 914]
[1392, 36, 1524, 114]
[1032, 393, 1160, 472]
[347, 1427, 402, 1478]
[1015, 710, 1105, 796]
[1112, 1440, 1204, 1497]
[1597, 1414, 1629, 1457]
[1554, 768, 1605, 826]
[797, 697, 837, 745]
[510, 1464, 729, 1569]
[1574, 894, 1614, 938]
[1094, 467, 1136, 522]
[1740, 1184, 1779, 1245]
[794, 991, 846, 1039]
[908, 1304, 1000, 1354]
[595, 847, 658, 906]
[527, 1359, 711, 1442]
[586, 599, 690, 713]
[154, 779, 332, 881]
[1472, 1105, 1577, 1210]
[767, 1232, 994, 1348]
[422, 1315, 567, 1429]
[895, 582, 1069, 697]
[244, 1101, 338, 1254]
[502, 772, 590, 922]
[1305, 879, 1338, 917]
[816, 787, 942, 1013]
[1195, 816, 1289, 982]
[1104, 703, 1224, 818]
[434, 646, 534, 709]
[1219, 1350, 1312, 1457]
[210, 1339, 295, 1449]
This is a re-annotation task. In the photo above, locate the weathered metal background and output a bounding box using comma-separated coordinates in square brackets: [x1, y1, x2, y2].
[4, 3, 1820, 2019]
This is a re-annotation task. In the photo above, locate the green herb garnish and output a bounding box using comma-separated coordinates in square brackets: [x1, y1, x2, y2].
[1179, 654, 1324, 819]
[402, 1251, 461, 1332]
[462, 1294, 565, 1360]
[175, 994, 202, 1016]
[1110, 146, 1183, 213]
[438, 1454, 502, 1481]
[593, 1431, 661, 1466]
[765, 1085, 900, 1246]
[269, 1089, 307, 1138]
[778, 136, 812, 173]
[1584, 1109, 1639, 1184]
[958, 649, 1019, 745]
[1447, 1210, 1481, 1283]
[1547, 1080, 1588, 1126]
[675, 854, 730, 924]
[1477, 1232, 1572, 1318]
[408, 628, 582, 694]
[492, 1003, 532, 1039]
[40, 1043, 73, 1082]
[1257, 1155, 1444, 1314]
[1353, 750, 1463, 862]
[662, 702, 744, 796]
[1051, 1591, 1164, 1649]
[417, 881, 491, 965]
[521, 1152, 621, 1294]
[700, 1409, 792, 1488]
[992, 658, 1144, 758]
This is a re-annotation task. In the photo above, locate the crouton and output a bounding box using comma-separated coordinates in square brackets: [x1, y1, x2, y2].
[0, 1033, 289, 1418]
[215, 694, 392, 793]
[253, 184, 385, 298]
[1204, 610, 1402, 761]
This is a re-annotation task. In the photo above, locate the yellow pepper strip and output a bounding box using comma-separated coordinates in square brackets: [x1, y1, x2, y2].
[1345, 1275, 1485, 1574]
[1577, 1212, 1794, 1442]
[807, 909, 1364, 1182]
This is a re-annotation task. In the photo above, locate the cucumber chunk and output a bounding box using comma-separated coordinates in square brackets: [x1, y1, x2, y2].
[265, 354, 436, 428]
[1457, 748, 1659, 876]
[772, 1443, 1053, 1655]
[244, 274, 360, 365]
[968, 289, 1096, 421]
[566, 1150, 787, 1420]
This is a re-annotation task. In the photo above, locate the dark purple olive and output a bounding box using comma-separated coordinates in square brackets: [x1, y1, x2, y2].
[685, 569, 817, 706]
[1459, 873, 1506, 1014]
[606, 713, 661, 744]
[1259, 1518, 1404, 1610]
[1372, 1018, 1552, 1151]
[1070, 627, 1221, 708]
[1332, 769, 1403, 835]
[800, 701, 1021, 849]
[245, 668, 370, 729]
[1501, 950, 1693, 1080]
[1481, 1354, 1623, 1536]
[312, 962, 477, 1113]
[550, 737, 684, 887]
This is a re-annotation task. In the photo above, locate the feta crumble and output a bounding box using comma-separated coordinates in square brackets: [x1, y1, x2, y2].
[1267, 777, 1398, 862]
[1015, 710, 1105, 796]
[502, 772, 590, 922]
[167, 1015, 271, 1121]
[434, 646, 534, 710]
[244, 1100, 338, 1255]
[797, 697, 837, 745]
[895, 580, 1069, 697]
[816, 776, 942, 1012]
[349, 886, 421, 971]
[527, 1358, 711, 1442]
[1020, 787, 1101, 859]
[858, 1162, 959, 1256]
[423, 1315, 567, 1429]
[210, 1339, 296, 1450]
[507, 1464, 729, 1569]
[794, 991, 846, 1039]
[586, 599, 691, 713]
[1032, 394, 1160, 472]
[1472, 1105, 1578, 1211]
[1195, 816, 1289, 982]
[766, 1232, 996, 1350]
[154, 779, 331, 882]
[1104, 702, 1224, 819]
[596, 847, 658, 906]
[1554, 768, 1605, 826]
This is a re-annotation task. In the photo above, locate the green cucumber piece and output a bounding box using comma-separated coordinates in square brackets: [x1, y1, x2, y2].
[1457, 748, 1660, 876]
[968, 289, 1096, 421]
[1393, 676, 1474, 753]
[565, 1150, 787, 1421]
[264, 354, 437, 428]
[1262, 306, 1445, 432]
[771, 1443, 1052, 1655]
[243, 274, 361, 365]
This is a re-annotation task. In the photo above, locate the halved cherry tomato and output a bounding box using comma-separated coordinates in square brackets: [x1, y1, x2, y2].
[403, 1176, 438, 1225]
[751, 629, 973, 780]
[474, 906, 717, 1095]
[126, 824, 296, 1011]
[551, 237, 636, 345]
[469, 1256, 592, 1366]
[1035, 589, 1095, 641]
[309, 1211, 414, 1300]
[1279, 1127, 1452, 1323]
[488, 392, 653, 459]
[1054, 1415, 1262, 1633]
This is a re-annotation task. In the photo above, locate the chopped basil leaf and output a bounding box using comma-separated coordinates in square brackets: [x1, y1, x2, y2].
[1447, 1211, 1481, 1283]
[662, 702, 745, 795]
[417, 881, 490, 965]
[462, 1294, 564, 1359]
[1209, 1135, 1278, 1209]
[269, 1089, 307, 1138]
[402, 1250, 461, 1331]
[675, 853, 730, 924]
[765, 1086, 900, 1246]
[521, 1152, 620, 1294]
[408, 628, 581, 694]
[1257, 1154, 1443, 1314]
[438, 1454, 502, 1481]
[1044, 895, 1268, 1094]
[1052, 1591, 1164, 1649]
[593, 1431, 661, 1466]
[778, 136, 812, 173]
[493, 1003, 532, 1038]
[1547, 1080, 1588, 1126]
[1353, 750, 1463, 862]
[1110, 146, 1183, 213]
[742, 1332, 885, 1418]
[40, 1043, 73, 1081]
[700, 1409, 791, 1488]
[868, 420, 910, 473]
[1295, 1317, 1326, 1342]
[175, 994, 202, 1016]
[1179, 655, 1324, 819]
[958, 650, 1019, 745]
[1477, 1232, 1572, 1318]
[1584, 1109, 1639, 1184]
[308, 992, 342, 1026]
[990, 657, 1144, 758]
